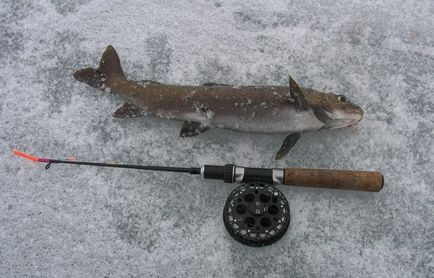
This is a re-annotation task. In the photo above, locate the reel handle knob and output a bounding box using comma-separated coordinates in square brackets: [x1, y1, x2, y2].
[283, 168, 384, 192]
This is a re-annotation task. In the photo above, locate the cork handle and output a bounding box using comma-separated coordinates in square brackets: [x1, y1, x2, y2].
[284, 168, 384, 192]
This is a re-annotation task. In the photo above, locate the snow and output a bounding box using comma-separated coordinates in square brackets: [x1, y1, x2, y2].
[1, 0, 433, 277]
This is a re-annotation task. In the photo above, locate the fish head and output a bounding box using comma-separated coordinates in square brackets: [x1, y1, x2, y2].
[306, 90, 364, 129]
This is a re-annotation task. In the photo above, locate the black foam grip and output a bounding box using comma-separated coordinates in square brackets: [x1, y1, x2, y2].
[203, 165, 224, 180]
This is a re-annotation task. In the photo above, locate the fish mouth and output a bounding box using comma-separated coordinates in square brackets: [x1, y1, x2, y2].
[328, 118, 361, 129]
[324, 110, 363, 129]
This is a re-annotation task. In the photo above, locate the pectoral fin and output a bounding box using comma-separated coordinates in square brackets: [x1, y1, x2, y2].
[312, 107, 330, 125]
[275, 133, 300, 160]
[180, 121, 209, 137]
[113, 103, 147, 118]
[289, 75, 309, 111]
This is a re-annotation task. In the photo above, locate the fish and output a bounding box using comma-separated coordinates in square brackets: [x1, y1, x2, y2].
[73, 45, 364, 159]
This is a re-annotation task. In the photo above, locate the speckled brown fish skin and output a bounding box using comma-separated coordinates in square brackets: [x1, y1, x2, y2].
[73, 46, 363, 134]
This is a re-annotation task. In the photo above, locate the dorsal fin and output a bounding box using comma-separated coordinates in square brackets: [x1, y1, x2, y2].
[98, 45, 125, 77]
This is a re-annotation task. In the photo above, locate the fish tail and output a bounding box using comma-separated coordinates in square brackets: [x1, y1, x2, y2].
[73, 45, 125, 88]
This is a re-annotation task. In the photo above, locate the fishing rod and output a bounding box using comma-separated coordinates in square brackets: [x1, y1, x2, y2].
[13, 150, 383, 191]
[13, 149, 384, 247]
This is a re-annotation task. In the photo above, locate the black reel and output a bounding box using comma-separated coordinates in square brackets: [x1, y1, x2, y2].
[223, 182, 290, 247]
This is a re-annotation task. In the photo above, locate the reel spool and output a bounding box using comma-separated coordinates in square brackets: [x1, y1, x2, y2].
[223, 182, 290, 247]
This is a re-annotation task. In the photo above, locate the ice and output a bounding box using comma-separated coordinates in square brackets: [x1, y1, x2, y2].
[1, 0, 433, 277]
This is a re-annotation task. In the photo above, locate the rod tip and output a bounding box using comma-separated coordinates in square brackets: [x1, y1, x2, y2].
[13, 149, 39, 162]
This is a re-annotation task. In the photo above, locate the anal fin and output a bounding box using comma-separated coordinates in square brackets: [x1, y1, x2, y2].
[113, 103, 147, 118]
[275, 133, 300, 160]
[180, 121, 209, 137]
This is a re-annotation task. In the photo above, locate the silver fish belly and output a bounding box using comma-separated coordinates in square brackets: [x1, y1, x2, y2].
[207, 106, 324, 134]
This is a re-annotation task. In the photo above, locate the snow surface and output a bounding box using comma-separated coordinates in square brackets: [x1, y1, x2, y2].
[1, 0, 433, 277]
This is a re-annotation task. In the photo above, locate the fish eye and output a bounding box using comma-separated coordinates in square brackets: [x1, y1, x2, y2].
[337, 95, 347, 102]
